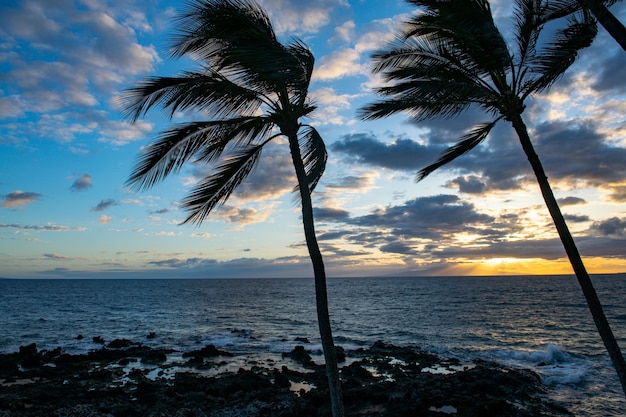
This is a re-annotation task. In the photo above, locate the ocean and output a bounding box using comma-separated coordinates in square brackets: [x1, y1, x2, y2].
[1, 275, 625, 416]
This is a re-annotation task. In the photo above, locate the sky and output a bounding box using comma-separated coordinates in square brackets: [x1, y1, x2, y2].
[1, 0, 626, 279]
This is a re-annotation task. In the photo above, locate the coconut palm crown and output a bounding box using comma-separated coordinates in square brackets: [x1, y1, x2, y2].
[360, 0, 626, 397]
[121, 0, 344, 415]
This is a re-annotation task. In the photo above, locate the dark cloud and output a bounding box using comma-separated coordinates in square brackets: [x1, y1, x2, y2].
[317, 230, 353, 241]
[379, 241, 414, 255]
[151, 208, 170, 214]
[563, 214, 590, 223]
[446, 175, 487, 194]
[333, 119, 626, 195]
[70, 174, 92, 191]
[558, 196, 587, 206]
[590, 217, 626, 238]
[314, 207, 350, 221]
[348, 195, 494, 239]
[1, 190, 42, 209]
[149, 257, 218, 269]
[325, 175, 372, 189]
[331, 132, 442, 171]
[531, 120, 626, 185]
[590, 50, 626, 93]
[90, 199, 119, 212]
[44, 253, 70, 260]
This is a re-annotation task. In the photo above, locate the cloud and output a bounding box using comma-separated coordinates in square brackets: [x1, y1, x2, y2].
[187, 142, 295, 203]
[70, 174, 93, 191]
[558, 196, 587, 206]
[333, 118, 626, 196]
[0, 0, 159, 147]
[314, 207, 351, 221]
[98, 215, 112, 224]
[314, 48, 363, 80]
[260, 0, 344, 35]
[347, 195, 495, 238]
[590, 217, 626, 238]
[0, 223, 86, 232]
[331, 132, 442, 171]
[331, 20, 355, 43]
[1, 190, 42, 209]
[90, 199, 119, 212]
[309, 87, 356, 125]
[44, 253, 70, 260]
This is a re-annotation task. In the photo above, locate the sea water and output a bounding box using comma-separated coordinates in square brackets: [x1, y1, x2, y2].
[1, 275, 625, 416]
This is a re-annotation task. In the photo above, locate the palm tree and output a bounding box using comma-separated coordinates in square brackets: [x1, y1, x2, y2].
[121, 1, 344, 414]
[578, 0, 626, 51]
[549, 0, 626, 52]
[360, 0, 626, 397]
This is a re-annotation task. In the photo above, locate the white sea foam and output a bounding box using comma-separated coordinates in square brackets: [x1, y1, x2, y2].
[492, 344, 591, 386]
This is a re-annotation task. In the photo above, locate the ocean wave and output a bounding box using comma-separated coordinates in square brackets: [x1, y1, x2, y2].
[492, 344, 591, 386]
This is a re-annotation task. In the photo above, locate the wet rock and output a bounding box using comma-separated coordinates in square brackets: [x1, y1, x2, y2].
[106, 338, 135, 349]
[294, 337, 310, 344]
[92, 336, 105, 344]
[141, 350, 167, 364]
[335, 345, 346, 362]
[282, 345, 314, 367]
[0, 340, 573, 417]
[182, 344, 234, 358]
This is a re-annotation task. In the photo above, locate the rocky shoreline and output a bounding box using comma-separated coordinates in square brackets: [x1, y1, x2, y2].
[0, 339, 572, 416]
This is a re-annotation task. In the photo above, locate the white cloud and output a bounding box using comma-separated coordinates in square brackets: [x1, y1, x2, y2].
[331, 20, 355, 43]
[314, 48, 363, 81]
[310, 87, 357, 125]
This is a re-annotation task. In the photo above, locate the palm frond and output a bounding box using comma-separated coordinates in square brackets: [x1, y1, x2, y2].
[524, 12, 597, 95]
[360, 78, 495, 122]
[126, 117, 272, 191]
[120, 72, 263, 122]
[404, 0, 510, 78]
[416, 120, 500, 181]
[180, 143, 264, 225]
[170, 0, 305, 94]
[296, 126, 327, 193]
[286, 39, 315, 106]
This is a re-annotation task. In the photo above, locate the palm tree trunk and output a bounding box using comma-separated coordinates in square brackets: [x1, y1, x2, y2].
[287, 134, 345, 417]
[510, 114, 626, 397]
[580, 0, 626, 52]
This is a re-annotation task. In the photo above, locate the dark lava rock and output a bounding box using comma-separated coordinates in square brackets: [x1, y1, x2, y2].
[294, 337, 310, 344]
[335, 345, 346, 362]
[0, 340, 573, 417]
[141, 349, 167, 364]
[282, 345, 314, 367]
[182, 344, 234, 358]
[92, 336, 105, 344]
[106, 338, 135, 349]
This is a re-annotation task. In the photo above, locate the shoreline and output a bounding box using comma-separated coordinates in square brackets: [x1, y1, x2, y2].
[0, 339, 572, 416]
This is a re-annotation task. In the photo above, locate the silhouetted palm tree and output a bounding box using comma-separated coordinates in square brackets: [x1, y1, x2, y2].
[548, 1, 626, 51]
[360, 0, 626, 397]
[579, 0, 626, 51]
[122, 1, 344, 414]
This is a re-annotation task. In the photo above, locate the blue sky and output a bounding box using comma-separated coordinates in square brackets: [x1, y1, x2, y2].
[1, 0, 626, 279]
